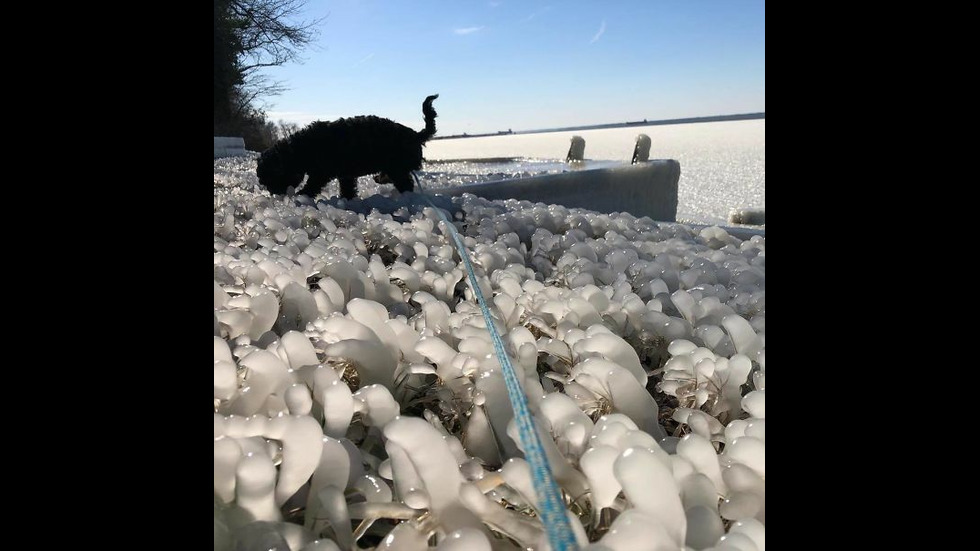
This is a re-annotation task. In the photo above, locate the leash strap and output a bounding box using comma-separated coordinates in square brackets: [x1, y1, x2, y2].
[414, 174, 578, 550]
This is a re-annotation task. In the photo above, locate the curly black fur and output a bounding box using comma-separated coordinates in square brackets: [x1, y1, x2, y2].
[257, 94, 439, 200]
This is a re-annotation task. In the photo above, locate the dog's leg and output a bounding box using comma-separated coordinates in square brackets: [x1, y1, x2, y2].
[339, 177, 357, 200]
[302, 173, 330, 198]
[390, 173, 415, 195]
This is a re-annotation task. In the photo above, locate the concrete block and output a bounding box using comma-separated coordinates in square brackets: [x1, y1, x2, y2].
[438, 159, 681, 222]
[214, 137, 247, 159]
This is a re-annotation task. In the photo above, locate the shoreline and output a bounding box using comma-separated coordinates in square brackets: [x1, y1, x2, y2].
[432, 112, 765, 140]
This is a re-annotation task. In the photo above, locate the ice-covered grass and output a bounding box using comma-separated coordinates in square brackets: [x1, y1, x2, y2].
[214, 154, 765, 551]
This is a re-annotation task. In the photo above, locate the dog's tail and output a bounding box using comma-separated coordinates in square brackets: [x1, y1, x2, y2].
[417, 94, 439, 143]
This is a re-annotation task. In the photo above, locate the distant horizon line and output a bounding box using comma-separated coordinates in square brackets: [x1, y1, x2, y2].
[432, 112, 765, 140]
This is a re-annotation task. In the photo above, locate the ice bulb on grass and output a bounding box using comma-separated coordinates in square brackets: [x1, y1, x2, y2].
[539, 392, 595, 458]
[573, 330, 647, 385]
[384, 442, 429, 509]
[475, 371, 522, 459]
[589, 417, 633, 451]
[614, 447, 686, 546]
[215, 280, 230, 308]
[580, 445, 623, 511]
[375, 521, 430, 551]
[232, 349, 293, 416]
[308, 366, 353, 439]
[390, 266, 421, 292]
[276, 282, 319, 334]
[353, 473, 392, 503]
[322, 338, 395, 389]
[298, 540, 341, 551]
[720, 491, 763, 522]
[458, 336, 492, 358]
[315, 316, 377, 343]
[352, 384, 399, 428]
[414, 335, 458, 378]
[677, 433, 727, 495]
[384, 416, 486, 533]
[572, 358, 664, 439]
[680, 473, 720, 511]
[319, 261, 358, 301]
[264, 415, 324, 506]
[694, 325, 733, 356]
[668, 454, 697, 488]
[671, 289, 697, 324]
[215, 336, 234, 363]
[285, 383, 313, 416]
[214, 438, 242, 503]
[236, 453, 281, 522]
[217, 309, 253, 339]
[724, 419, 748, 444]
[436, 527, 491, 551]
[721, 315, 762, 359]
[231, 522, 293, 551]
[463, 404, 500, 465]
[309, 485, 352, 547]
[728, 518, 765, 550]
[305, 436, 351, 528]
[214, 360, 238, 401]
[722, 462, 764, 503]
[673, 408, 725, 442]
[494, 292, 525, 328]
[312, 287, 343, 317]
[458, 482, 542, 546]
[498, 458, 537, 509]
[724, 436, 765, 478]
[741, 390, 765, 418]
[275, 330, 319, 370]
[594, 509, 676, 551]
[385, 318, 425, 363]
[346, 298, 401, 365]
[248, 292, 279, 339]
[686, 505, 725, 550]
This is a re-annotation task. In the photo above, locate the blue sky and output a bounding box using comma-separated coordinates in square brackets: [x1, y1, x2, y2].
[262, 1, 765, 136]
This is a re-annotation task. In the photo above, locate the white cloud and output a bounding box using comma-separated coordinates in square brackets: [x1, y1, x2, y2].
[523, 6, 552, 22]
[354, 53, 375, 66]
[454, 26, 484, 35]
[489, 1, 501, 6]
[590, 20, 606, 44]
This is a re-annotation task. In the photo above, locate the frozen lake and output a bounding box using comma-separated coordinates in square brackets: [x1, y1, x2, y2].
[421, 119, 765, 227]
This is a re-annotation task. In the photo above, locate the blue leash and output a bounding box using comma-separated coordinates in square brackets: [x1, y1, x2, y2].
[412, 173, 579, 551]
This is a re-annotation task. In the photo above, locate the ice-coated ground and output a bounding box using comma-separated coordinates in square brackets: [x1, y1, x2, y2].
[214, 153, 765, 551]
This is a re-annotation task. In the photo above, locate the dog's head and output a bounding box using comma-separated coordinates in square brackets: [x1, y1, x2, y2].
[256, 147, 304, 195]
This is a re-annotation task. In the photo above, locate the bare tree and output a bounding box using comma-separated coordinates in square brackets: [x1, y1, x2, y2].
[215, 0, 323, 149]
[229, 0, 323, 106]
[275, 120, 301, 140]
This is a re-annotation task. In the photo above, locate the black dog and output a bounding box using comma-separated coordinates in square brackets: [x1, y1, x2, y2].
[257, 94, 439, 200]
